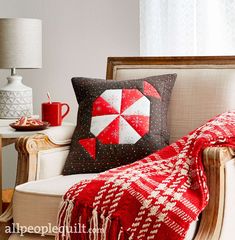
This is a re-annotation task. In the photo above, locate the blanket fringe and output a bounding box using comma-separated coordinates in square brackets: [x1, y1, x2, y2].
[56, 200, 68, 240]
[103, 216, 111, 240]
[56, 199, 74, 240]
[118, 227, 124, 240]
[89, 207, 99, 240]
[91, 209, 110, 240]
[100, 210, 106, 240]
[65, 200, 74, 240]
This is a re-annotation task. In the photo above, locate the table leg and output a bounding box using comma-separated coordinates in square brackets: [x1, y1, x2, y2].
[0, 138, 2, 214]
[0, 138, 17, 216]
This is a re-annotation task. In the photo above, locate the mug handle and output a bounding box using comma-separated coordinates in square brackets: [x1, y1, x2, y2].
[61, 103, 70, 120]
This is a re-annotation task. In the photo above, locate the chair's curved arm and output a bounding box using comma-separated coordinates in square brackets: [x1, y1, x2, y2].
[0, 134, 70, 226]
[195, 146, 235, 240]
[15, 134, 70, 185]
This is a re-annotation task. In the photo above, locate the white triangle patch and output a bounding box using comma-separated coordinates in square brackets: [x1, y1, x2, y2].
[122, 96, 150, 116]
[119, 116, 141, 144]
[91, 114, 118, 136]
[100, 89, 122, 113]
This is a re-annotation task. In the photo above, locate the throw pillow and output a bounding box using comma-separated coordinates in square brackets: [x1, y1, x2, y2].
[62, 74, 176, 175]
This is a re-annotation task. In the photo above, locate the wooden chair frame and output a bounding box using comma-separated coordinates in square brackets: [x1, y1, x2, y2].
[2, 56, 235, 240]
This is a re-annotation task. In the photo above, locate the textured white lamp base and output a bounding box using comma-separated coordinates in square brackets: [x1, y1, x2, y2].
[0, 75, 33, 118]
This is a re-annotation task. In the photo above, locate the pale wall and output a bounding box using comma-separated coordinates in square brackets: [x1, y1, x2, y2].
[0, 0, 139, 187]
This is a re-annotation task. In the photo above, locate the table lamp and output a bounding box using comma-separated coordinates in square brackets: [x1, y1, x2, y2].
[0, 18, 42, 118]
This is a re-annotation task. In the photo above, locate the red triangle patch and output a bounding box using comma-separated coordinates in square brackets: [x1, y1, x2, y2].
[143, 81, 161, 99]
[97, 116, 120, 144]
[121, 89, 143, 113]
[92, 96, 119, 116]
[123, 115, 149, 137]
[79, 138, 96, 160]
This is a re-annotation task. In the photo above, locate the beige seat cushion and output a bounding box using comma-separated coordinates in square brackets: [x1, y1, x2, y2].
[13, 174, 98, 236]
[13, 173, 198, 239]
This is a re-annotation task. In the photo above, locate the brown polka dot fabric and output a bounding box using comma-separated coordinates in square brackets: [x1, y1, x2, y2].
[62, 74, 176, 175]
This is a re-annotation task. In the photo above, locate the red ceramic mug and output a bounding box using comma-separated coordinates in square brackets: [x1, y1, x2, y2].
[41, 102, 70, 126]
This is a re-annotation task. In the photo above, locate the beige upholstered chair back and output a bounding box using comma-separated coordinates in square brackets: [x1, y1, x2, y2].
[106, 56, 235, 143]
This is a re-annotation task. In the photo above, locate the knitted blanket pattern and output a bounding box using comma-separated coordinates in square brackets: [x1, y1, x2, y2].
[57, 112, 235, 240]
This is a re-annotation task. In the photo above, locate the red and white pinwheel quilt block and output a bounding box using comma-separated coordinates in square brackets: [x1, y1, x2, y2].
[90, 89, 150, 144]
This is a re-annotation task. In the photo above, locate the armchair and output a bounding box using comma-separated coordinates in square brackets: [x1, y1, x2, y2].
[5, 56, 235, 239]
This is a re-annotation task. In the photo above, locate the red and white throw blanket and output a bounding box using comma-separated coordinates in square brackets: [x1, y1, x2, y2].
[57, 112, 235, 240]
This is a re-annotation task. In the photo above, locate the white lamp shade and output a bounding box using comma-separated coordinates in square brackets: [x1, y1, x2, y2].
[0, 18, 42, 69]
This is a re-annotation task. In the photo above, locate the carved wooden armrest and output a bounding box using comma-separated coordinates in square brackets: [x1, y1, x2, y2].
[15, 134, 70, 185]
[195, 146, 235, 240]
[0, 134, 70, 227]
